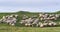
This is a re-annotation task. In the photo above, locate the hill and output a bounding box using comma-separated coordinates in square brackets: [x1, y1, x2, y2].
[0, 11, 60, 32]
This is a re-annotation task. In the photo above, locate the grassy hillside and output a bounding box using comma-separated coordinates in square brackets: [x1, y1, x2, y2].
[0, 11, 60, 26]
[0, 11, 60, 32]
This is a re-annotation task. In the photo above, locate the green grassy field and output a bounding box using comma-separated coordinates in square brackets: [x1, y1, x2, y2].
[0, 24, 60, 32]
[0, 11, 60, 32]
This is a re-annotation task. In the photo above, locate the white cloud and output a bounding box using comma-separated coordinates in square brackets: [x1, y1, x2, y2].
[0, 0, 60, 12]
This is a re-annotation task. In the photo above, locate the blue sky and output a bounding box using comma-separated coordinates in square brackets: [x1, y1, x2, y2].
[0, 0, 60, 12]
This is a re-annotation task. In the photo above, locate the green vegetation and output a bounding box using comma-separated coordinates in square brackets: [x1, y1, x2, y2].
[0, 11, 60, 32]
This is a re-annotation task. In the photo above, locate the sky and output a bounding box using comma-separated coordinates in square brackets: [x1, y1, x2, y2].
[0, 0, 60, 12]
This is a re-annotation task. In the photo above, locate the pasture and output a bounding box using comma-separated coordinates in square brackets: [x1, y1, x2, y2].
[0, 24, 60, 32]
[0, 11, 60, 32]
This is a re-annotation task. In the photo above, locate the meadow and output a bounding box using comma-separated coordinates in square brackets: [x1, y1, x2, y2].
[0, 11, 60, 32]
